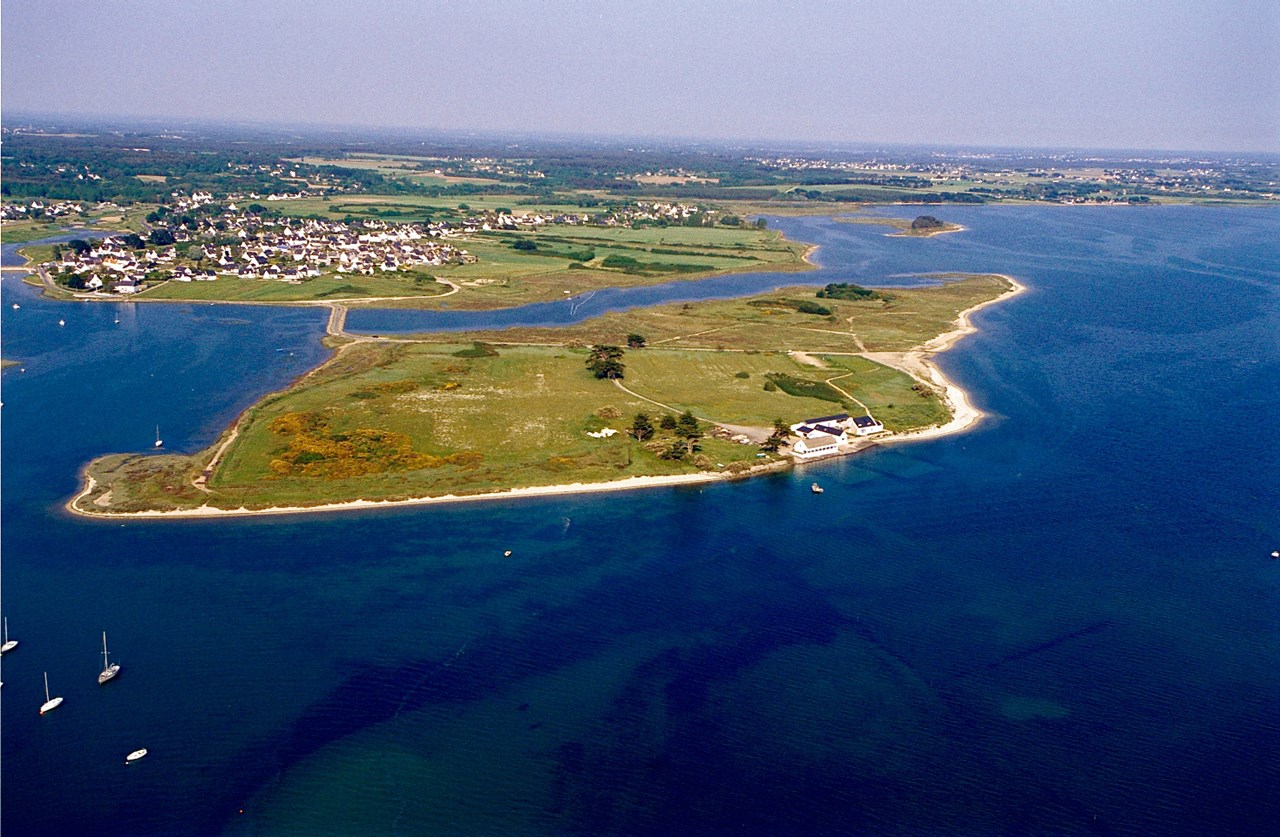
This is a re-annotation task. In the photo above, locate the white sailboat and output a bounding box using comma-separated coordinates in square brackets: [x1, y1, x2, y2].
[98, 631, 120, 684]
[154, 425, 163, 448]
[1, 617, 17, 654]
[126, 748, 148, 763]
[40, 671, 63, 715]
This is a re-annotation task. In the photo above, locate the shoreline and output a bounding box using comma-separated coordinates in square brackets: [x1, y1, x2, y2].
[64, 275, 1026, 521]
[887, 223, 966, 238]
[66, 465, 788, 520]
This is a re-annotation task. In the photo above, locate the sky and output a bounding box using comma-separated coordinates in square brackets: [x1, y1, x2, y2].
[3, 0, 1278, 153]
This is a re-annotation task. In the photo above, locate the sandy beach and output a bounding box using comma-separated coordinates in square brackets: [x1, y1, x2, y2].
[65, 275, 1026, 521]
[68, 467, 785, 520]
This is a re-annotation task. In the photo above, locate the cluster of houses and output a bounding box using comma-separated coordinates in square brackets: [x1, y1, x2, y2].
[1, 200, 88, 221]
[213, 216, 471, 280]
[52, 238, 197, 293]
[49, 211, 472, 293]
[789, 412, 885, 459]
[605, 201, 712, 225]
[450, 201, 712, 233]
[37, 194, 723, 294]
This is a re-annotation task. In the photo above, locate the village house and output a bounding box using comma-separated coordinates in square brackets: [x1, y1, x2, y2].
[851, 415, 886, 436]
[790, 414, 851, 444]
[792, 432, 841, 459]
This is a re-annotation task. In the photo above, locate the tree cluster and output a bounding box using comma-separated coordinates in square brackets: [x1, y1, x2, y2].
[586, 345, 625, 379]
[816, 282, 885, 302]
[633, 410, 704, 460]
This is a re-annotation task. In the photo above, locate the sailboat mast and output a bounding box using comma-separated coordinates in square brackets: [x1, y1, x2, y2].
[102, 631, 109, 669]
[44, 671, 51, 702]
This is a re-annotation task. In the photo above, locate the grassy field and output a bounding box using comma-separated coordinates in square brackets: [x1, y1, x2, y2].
[618, 350, 945, 430]
[270, 194, 590, 221]
[138, 271, 450, 303]
[407, 274, 1010, 353]
[86, 342, 775, 512]
[426, 224, 808, 307]
[1, 220, 67, 243]
[79, 275, 1008, 512]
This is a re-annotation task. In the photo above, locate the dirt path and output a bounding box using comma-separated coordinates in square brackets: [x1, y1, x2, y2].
[821, 371, 872, 415]
[651, 325, 736, 345]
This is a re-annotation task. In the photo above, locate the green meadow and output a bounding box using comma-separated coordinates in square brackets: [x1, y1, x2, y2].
[138, 271, 450, 302]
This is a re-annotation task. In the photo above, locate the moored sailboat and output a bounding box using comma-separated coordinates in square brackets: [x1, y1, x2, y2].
[1, 617, 17, 654]
[40, 672, 63, 715]
[98, 631, 120, 684]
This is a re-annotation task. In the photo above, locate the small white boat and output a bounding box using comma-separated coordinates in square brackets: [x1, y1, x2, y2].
[58, 319, 66, 327]
[504, 550, 513, 557]
[40, 672, 63, 715]
[154, 425, 163, 448]
[98, 630, 120, 684]
[11, 303, 19, 310]
[811, 482, 824, 494]
[1, 617, 17, 654]
[126, 748, 148, 763]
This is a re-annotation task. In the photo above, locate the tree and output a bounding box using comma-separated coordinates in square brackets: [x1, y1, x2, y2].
[762, 418, 790, 453]
[586, 345, 625, 379]
[511, 238, 537, 251]
[67, 238, 91, 256]
[148, 229, 175, 246]
[626, 333, 646, 349]
[676, 410, 703, 455]
[121, 233, 145, 249]
[630, 413, 654, 441]
[659, 413, 678, 431]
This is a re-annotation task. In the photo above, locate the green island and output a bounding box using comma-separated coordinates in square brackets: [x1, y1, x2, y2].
[69, 274, 1018, 516]
[838, 214, 965, 237]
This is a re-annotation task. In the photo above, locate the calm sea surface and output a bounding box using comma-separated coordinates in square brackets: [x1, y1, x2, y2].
[2, 206, 1277, 835]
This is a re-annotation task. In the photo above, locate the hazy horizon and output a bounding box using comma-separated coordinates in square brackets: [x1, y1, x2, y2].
[3, 1, 1278, 155]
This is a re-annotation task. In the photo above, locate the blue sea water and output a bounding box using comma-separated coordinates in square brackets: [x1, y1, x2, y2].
[1, 206, 1277, 836]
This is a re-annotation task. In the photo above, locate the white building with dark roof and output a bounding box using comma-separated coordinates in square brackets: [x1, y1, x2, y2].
[851, 415, 885, 436]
